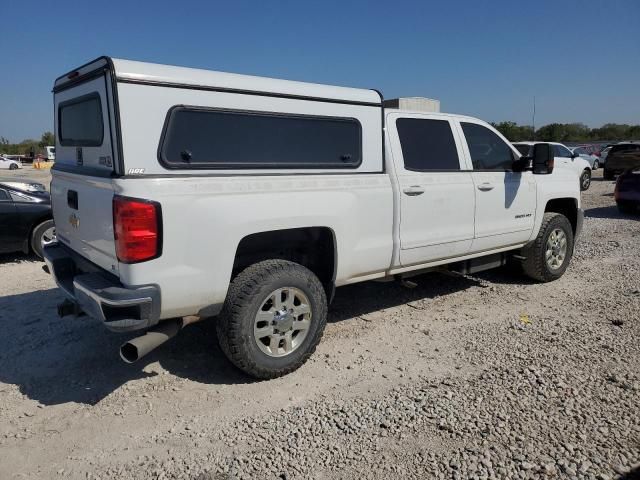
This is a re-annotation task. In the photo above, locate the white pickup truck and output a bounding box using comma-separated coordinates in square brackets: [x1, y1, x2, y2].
[44, 57, 583, 379]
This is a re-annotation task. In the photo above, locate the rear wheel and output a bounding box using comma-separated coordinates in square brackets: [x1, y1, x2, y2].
[9, 163, 18, 170]
[603, 168, 615, 180]
[593, 160, 599, 170]
[521, 212, 574, 282]
[217, 259, 327, 379]
[580, 169, 591, 191]
[31, 219, 55, 258]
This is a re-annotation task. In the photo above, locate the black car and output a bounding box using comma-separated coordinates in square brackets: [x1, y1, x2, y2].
[603, 143, 640, 180]
[0, 181, 55, 258]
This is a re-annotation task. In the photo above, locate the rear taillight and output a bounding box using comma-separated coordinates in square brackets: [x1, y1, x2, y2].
[113, 196, 162, 263]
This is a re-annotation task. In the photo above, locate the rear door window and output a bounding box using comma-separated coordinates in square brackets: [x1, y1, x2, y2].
[396, 118, 460, 171]
[58, 93, 104, 146]
[554, 145, 573, 158]
[612, 144, 640, 154]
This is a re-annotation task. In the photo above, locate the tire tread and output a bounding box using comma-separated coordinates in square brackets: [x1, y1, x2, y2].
[521, 212, 573, 282]
[217, 259, 327, 379]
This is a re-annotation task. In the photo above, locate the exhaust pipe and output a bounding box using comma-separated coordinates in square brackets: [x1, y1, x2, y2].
[120, 319, 183, 363]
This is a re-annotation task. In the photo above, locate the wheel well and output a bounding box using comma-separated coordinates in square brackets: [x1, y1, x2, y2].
[233, 227, 336, 299]
[545, 199, 578, 234]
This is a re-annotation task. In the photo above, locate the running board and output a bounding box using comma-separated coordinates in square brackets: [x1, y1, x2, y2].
[448, 253, 508, 275]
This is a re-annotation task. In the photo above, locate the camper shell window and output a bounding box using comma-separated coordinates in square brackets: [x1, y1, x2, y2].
[58, 93, 104, 147]
[158, 107, 362, 169]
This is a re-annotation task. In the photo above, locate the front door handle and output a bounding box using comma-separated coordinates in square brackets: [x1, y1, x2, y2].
[403, 186, 425, 196]
[477, 183, 494, 191]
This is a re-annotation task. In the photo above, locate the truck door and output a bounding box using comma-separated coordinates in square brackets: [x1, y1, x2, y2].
[388, 112, 475, 267]
[456, 120, 536, 251]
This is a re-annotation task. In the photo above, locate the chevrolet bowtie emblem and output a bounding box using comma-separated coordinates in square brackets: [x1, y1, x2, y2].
[69, 213, 80, 229]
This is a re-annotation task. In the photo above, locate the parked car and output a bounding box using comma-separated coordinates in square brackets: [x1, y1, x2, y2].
[44, 56, 582, 379]
[599, 146, 612, 167]
[603, 143, 640, 180]
[513, 141, 592, 191]
[615, 167, 640, 214]
[570, 146, 600, 170]
[0, 156, 22, 170]
[0, 181, 55, 258]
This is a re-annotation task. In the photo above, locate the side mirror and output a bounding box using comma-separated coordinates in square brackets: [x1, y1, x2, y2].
[512, 157, 530, 172]
[571, 152, 580, 159]
[532, 143, 554, 174]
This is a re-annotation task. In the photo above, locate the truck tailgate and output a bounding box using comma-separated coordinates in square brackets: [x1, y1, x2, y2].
[51, 170, 119, 275]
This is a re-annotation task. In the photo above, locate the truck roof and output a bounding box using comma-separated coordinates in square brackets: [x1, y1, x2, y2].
[54, 56, 382, 106]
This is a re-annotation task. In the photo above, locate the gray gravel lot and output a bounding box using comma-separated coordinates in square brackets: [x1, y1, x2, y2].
[0, 169, 638, 479]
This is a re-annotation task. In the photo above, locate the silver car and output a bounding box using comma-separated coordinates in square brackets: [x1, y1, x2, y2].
[570, 146, 600, 170]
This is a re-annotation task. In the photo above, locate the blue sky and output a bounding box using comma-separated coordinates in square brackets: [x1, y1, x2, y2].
[1, 0, 638, 142]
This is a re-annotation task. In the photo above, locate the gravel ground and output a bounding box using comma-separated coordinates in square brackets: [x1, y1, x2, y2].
[0, 170, 638, 479]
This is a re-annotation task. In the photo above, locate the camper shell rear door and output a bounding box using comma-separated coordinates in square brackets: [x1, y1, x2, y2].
[51, 59, 121, 274]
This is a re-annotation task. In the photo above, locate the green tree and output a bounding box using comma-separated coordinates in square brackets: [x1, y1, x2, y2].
[39, 131, 55, 148]
[491, 121, 534, 141]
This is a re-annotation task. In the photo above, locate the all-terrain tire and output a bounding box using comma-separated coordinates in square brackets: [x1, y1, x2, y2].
[521, 212, 574, 282]
[217, 259, 327, 379]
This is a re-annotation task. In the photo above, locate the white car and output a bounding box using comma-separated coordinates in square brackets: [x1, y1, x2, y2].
[514, 142, 592, 191]
[0, 156, 22, 170]
[570, 146, 600, 170]
[43, 56, 582, 379]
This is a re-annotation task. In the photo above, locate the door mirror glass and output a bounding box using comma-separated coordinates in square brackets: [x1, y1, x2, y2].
[532, 143, 554, 174]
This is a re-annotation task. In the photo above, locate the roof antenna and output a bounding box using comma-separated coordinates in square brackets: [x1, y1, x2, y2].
[532, 96, 536, 140]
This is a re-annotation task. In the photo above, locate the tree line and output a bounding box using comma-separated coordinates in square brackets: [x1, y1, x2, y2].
[491, 122, 640, 143]
[0, 132, 55, 156]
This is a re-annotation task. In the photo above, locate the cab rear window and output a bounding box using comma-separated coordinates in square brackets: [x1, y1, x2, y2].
[58, 93, 104, 146]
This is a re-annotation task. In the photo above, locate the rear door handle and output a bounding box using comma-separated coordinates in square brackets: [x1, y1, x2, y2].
[403, 186, 425, 196]
[477, 183, 494, 191]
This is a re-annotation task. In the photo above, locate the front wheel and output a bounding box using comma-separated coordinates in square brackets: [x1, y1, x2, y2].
[593, 160, 599, 170]
[580, 169, 591, 191]
[31, 219, 56, 259]
[217, 259, 328, 379]
[521, 212, 574, 282]
[603, 168, 615, 180]
[9, 163, 18, 170]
